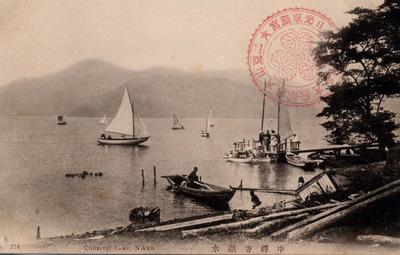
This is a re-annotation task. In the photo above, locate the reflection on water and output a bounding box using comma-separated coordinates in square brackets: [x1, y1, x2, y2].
[0, 116, 326, 242]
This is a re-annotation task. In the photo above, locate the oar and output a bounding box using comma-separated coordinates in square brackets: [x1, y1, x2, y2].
[194, 181, 214, 191]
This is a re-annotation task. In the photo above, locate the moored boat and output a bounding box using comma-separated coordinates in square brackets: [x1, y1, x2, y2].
[57, 115, 67, 125]
[209, 108, 215, 127]
[97, 88, 150, 145]
[286, 152, 317, 171]
[99, 114, 107, 125]
[201, 118, 210, 137]
[172, 112, 184, 129]
[162, 175, 235, 204]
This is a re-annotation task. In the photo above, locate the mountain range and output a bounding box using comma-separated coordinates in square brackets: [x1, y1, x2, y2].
[0, 58, 327, 118]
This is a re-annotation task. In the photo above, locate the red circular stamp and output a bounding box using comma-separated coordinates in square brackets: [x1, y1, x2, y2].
[248, 8, 339, 106]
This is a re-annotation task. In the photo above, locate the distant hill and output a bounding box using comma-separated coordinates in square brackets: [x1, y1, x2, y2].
[0, 59, 325, 118]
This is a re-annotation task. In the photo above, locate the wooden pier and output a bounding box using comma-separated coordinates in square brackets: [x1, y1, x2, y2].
[292, 143, 381, 155]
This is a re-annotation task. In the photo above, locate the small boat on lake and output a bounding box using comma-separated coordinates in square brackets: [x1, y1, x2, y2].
[99, 115, 107, 125]
[162, 175, 235, 204]
[97, 88, 150, 145]
[57, 115, 67, 125]
[201, 118, 210, 137]
[286, 152, 317, 171]
[209, 108, 215, 127]
[171, 112, 184, 129]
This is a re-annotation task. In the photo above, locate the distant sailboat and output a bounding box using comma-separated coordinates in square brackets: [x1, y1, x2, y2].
[97, 88, 150, 145]
[99, 115, 107, 125]
[57, 115, 67, 125]
[201, 118, 210, 138]
[209, 109, 215, 127]
[171, 112, 184, 129]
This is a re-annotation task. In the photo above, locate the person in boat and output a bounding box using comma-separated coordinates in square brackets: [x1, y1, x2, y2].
[265, 130, 271, 151]
[107, 135, 112, 140]
[250, 190, 261, 209]
[100, 133, 106, 139]
[187, 167, 200, 188]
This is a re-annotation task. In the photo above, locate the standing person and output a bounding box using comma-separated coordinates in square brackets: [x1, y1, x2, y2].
[259, 131, 265, 149]
[265, 130, 271, 151]
[250, 190, 261, 209]
[298, 176, 305, 188]
[270, 135, 277, 153]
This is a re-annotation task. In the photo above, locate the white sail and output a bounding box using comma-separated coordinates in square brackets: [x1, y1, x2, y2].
[99, 115, 107, 125]
[277, 82, 293, 140]
[172, 112, 183, 128]
[134, 112, 149, 137]
[105, 88, 134, 136]
[209, 109, 214, 126]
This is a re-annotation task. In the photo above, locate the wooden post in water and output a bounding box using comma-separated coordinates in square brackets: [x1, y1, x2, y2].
[153, 165, 157, 186]
[36, 226, 41, 240]
[239, 180, 243, 188]
[141, 169, 145, 185]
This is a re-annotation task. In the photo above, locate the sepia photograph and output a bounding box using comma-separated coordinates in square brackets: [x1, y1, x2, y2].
[0, 0, 399, 254]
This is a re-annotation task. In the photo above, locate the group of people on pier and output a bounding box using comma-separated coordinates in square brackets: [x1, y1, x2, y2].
[258, 130, 300, 153]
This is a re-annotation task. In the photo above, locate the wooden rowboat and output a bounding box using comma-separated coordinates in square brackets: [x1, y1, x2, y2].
[162, 175, 235, 205]
[286, 152, 317, 171]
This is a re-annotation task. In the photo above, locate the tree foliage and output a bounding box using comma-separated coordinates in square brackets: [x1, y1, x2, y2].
[314, 0, 400, 146]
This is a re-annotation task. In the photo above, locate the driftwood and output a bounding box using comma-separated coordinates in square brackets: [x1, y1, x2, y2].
[271, 178, 400, 239]
[242, 213, 309, 237]
[286, 185, 400, 240]
[182, 203, 339, 237]
[357, 235, 400, 246]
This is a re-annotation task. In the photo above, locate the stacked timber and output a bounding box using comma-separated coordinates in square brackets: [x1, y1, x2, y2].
[271, 178, 400, 240]
[181, 203, 340, 237]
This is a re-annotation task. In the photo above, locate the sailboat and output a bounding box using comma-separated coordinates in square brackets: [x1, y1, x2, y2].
[171, 112, 184, 129]
[99, 115, 107, 125]
[97, 88, 150, 145]
[201, 118, 210, 137]
[209, 109, 215, 127]
[57, 115, 67, 125]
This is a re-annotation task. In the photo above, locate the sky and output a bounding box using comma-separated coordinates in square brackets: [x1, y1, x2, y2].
[0, 0, 381, 86]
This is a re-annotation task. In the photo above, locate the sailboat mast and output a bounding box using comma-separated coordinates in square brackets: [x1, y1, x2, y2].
[277, 80, 285, 138]
[206, 118, 209, 133]
[126, 88, 135, 138]
[261, 79, 267, 131]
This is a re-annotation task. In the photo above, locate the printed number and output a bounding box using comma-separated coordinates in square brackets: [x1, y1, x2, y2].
[10, 244, 20, 249]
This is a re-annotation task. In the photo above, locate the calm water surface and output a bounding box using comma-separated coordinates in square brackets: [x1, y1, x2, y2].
[0, 116, 328, 242]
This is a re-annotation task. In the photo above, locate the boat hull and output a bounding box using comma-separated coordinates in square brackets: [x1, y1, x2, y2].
[225, 157, 254, 164]
[201, 133, 210, 137]
[286, 153, 317, 171]
[163, 175, 235, 205]
[97, 136, 149, 145]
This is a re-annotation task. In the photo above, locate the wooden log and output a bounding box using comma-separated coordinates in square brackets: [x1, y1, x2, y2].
[182, 203, 339, 237]
[356, 235, 400, 246]
[242, 213, 309, 236]
[271, 178, 400, 239]
[231, 186, 296, 196]
[286, 185, 400, 240]
[136, 213, 234, 232]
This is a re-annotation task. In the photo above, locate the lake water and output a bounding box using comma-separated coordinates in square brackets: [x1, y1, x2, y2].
[0, 116, 328, 242]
